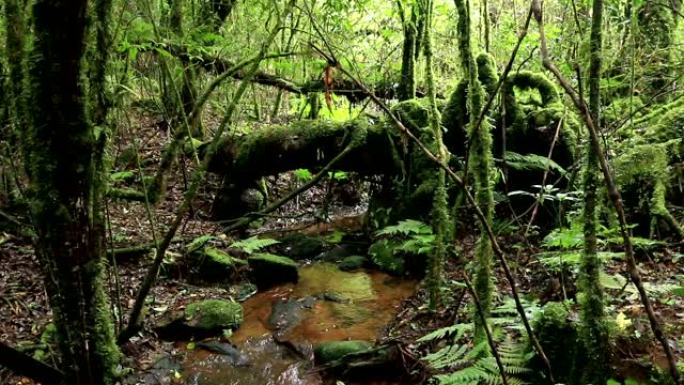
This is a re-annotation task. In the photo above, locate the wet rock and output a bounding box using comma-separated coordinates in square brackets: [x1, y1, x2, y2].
[314, 341, 373, 364]
[247, 253, 298, 289]
[278, 233, 325, 259]
[318, 243, 364, 262]
[196, 341, 249, 366]
[156, 299, 243, 340]
[125, 355, 182, 385]
[230, 282, 258, 302]
[337, 255, 367, 271]
[268, 297, 317, 332]
[318, 291, 348, 303]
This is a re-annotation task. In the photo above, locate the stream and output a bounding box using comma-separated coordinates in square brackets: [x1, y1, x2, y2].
[177, 262, 417, 385]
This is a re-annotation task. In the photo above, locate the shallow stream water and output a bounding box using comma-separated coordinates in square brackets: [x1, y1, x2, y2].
[181, 262, 416, 385]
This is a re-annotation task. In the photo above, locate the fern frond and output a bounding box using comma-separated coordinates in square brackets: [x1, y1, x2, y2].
[504, 151, 566, 174]
[424, 344, 470, 369]
[229, 236, 279, 254]
[435, 366, 487, 385]
[418, 324, 470, 343]
[375, 219, 432, 236]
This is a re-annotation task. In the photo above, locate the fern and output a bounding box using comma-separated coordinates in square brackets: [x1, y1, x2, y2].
[229, 236, 279, 254]
[427, 340, 532, 385]
[186, 235, 217, 254]
[417, 324, 470, 343]
[375, 219, 432, 236]
[503, 151, 566, 175]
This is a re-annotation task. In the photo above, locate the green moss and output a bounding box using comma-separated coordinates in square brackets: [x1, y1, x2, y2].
[294, 262, 375, 301]
[454, 0, 494, 343]
[314, 340, 372, 364]
[442, 53, 499, 151]
[398, 3, 419, 101]
[391, 98, 431, 132]
[636, 0, 676, 100]
[337, 255, 367, 271]
[184, 299, 243, 330]
[531, 302, 579, 383]
[234, 119, 370, 169]
[475, 53, 499, 94]
[613, 140, 684, 237]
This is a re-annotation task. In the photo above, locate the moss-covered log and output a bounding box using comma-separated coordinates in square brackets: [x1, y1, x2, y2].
[207, 118, 400, 218]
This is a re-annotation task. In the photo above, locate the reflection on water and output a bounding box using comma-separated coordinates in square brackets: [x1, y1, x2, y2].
[182, 263, 416, 385]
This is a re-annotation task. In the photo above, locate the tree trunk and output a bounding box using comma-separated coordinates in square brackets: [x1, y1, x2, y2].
[24, 0, 121, 384]
[577, 0, 609, 382]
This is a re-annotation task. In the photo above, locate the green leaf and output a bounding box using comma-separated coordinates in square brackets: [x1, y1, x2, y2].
[670, 287, 684, 298]
[186, 235, 216, 254]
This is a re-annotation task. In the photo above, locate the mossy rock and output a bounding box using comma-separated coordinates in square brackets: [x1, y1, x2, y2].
[156, 299, 243, 340]
[248, 253, 299, 288]
[184, 299, 243, 331]
[194, 247, 247, 281]
[337, 255, 367, 271]
[278, 233, 325, 259]
[314, 340, 373, 364]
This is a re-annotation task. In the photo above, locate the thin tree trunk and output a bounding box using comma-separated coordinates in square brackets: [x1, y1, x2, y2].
[578, 0, 609, 382]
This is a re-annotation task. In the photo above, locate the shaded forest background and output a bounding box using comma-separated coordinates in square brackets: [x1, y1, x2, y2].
[0, 0, 683, 384]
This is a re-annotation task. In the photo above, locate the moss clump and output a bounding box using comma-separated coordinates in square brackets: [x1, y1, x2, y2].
[248, 253, 299, 288]
[337, 255, 367, 271]
[503, 71, 561, 134]
[184, 299, 243, 331]
[194, 247, 247, 281]
[391, 98, 431, 132]
[531, 302, 579, 383]
[441, 53, 498, 153]
[314, 340, 372, 364]
[613, 140, 684, 238]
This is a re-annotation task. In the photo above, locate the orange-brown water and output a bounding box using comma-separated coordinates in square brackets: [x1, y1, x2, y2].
[232, 263, 416, 345]
[182, 263, 416, 385]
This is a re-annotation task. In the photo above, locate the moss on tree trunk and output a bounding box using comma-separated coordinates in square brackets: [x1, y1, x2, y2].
[24, 0, 121, 383]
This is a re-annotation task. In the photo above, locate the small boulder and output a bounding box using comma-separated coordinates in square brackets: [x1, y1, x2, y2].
[185, 299, 243, 331]
[248, 253, 299, 289]
[314, 341, 373, 364]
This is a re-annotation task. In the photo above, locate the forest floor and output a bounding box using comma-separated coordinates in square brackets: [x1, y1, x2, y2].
[1, 111, 683, 385]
